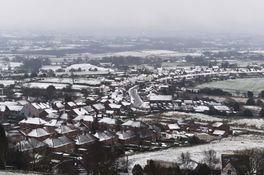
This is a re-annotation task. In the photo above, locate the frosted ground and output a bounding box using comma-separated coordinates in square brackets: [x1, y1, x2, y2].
[131, 111, 264, 173]
[0, 171, 39, 175]
[140, 111, 264, 129]
[92, 50, 203, 58]
[196, 78, 264, 94]
[127, 135, 264, 172]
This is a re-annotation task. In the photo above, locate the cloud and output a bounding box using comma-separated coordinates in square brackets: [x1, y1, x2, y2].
[0, 0, 263, 36]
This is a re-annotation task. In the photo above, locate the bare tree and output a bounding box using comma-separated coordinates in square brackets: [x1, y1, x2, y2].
[203, 150, 219, 169]
[235, 149, 264, 175]
[179, 152, 191, 164]
[0, 124, 8, 169]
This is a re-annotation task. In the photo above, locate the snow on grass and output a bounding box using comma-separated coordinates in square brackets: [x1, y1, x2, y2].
[0, 171, 40, 175]
[243, 105, 262, 111]
[141, 50, 202, 57]
[95, 50, 202, 58]
[162, 111, 223, 122]
[24, 82, 90, 90]
[231, 118, 264, 129]
[25, 82, 68, 89]
[65, 63, 112, 72]
[196, 78, 264, 94]
[0, 80, 16, 86]
[40, 77, 101, 86]
[40, 65, 62, 71]
[127, 135, 264, 171]
[0, 62, 22, 70]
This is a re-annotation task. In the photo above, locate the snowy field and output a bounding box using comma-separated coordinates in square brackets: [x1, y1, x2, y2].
[0, 62, 22, 70]
[196, 78, 264, 94]
[0, 171, 39, 175]
[93, 50, 202, 58]
[65, 63, 112, 72]
[162, 111, 264, 130]
[0, 80, 16, 86]
[24, 82, 68, 89]
[40, 65, 62, 71]
[24, 82, 90, 90]
[230, 118, 264, 129]
[40, 77, 101, 86]
[127, 135, 264, 172]
[162, 111, 223, 122]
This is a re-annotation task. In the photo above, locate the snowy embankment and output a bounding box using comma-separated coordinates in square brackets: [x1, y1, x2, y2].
[127, 135, 264, 172]
[231, 118, 264, 129]
[0, 171, 39, 175]
[163, 111, 264, 130]
[162, 111, 223, 122]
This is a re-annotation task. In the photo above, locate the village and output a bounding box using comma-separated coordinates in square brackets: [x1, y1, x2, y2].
[0, 49, 264, 174]
[2, 0, 264, 174]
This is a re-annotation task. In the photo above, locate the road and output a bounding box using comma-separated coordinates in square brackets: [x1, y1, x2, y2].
[128, 85, 144, 108]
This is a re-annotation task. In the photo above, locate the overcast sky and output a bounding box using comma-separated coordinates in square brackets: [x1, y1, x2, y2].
[0, 0, 263, 36]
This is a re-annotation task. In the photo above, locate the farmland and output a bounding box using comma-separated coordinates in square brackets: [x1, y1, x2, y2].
[196, 78, 264, 94]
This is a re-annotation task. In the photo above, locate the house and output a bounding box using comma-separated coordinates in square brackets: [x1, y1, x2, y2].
[43, 135, 75, 153]
[71, 108, 89, 116]
[180, 161, 215, 175]
[93, 131, 116, 145]
[17, 100, 29, 106]
[98, 117, 121, 131]
[60, 112, 71, 121]
[106, 103, 122, 114]
[92, 103, 105, 114]
[212, 105, 231, 114]
[45, 119, 65, 128]
[210, 122, 230, 137]
[122, 120, 154, 141]
[76, 101, 86, 107]
[73, 115, 94, 128]
[5, 105, 23, 120]
[20, 103, 49, 118]
[39, 109, 59, 121]
[167, 123, 181, 131]
[26, 128, 52, 141]
[116, 130, 136, 144]
[19, 117, 48, 129]
[183, 100, 193, 106]
[121, 101, 131, 109]
[212, 130, 226, 137]
[194, 105, 210, 113]
[221, 154, 250, 175]
[52, 101, 65, 111]
[65, 101, 77, 110]
[83, 105, 95, 115]
[178, 120, 199, 132]
[122, 120, 148, 129]
[15, 137, 47, 152]
[55, 124, 78, 139]
[74, 133, 97, 149]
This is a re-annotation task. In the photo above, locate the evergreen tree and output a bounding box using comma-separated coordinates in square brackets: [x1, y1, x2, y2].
[132, 164, 143, 175]
[259, 108, 264, 118]
[0, 124, 8, 169]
